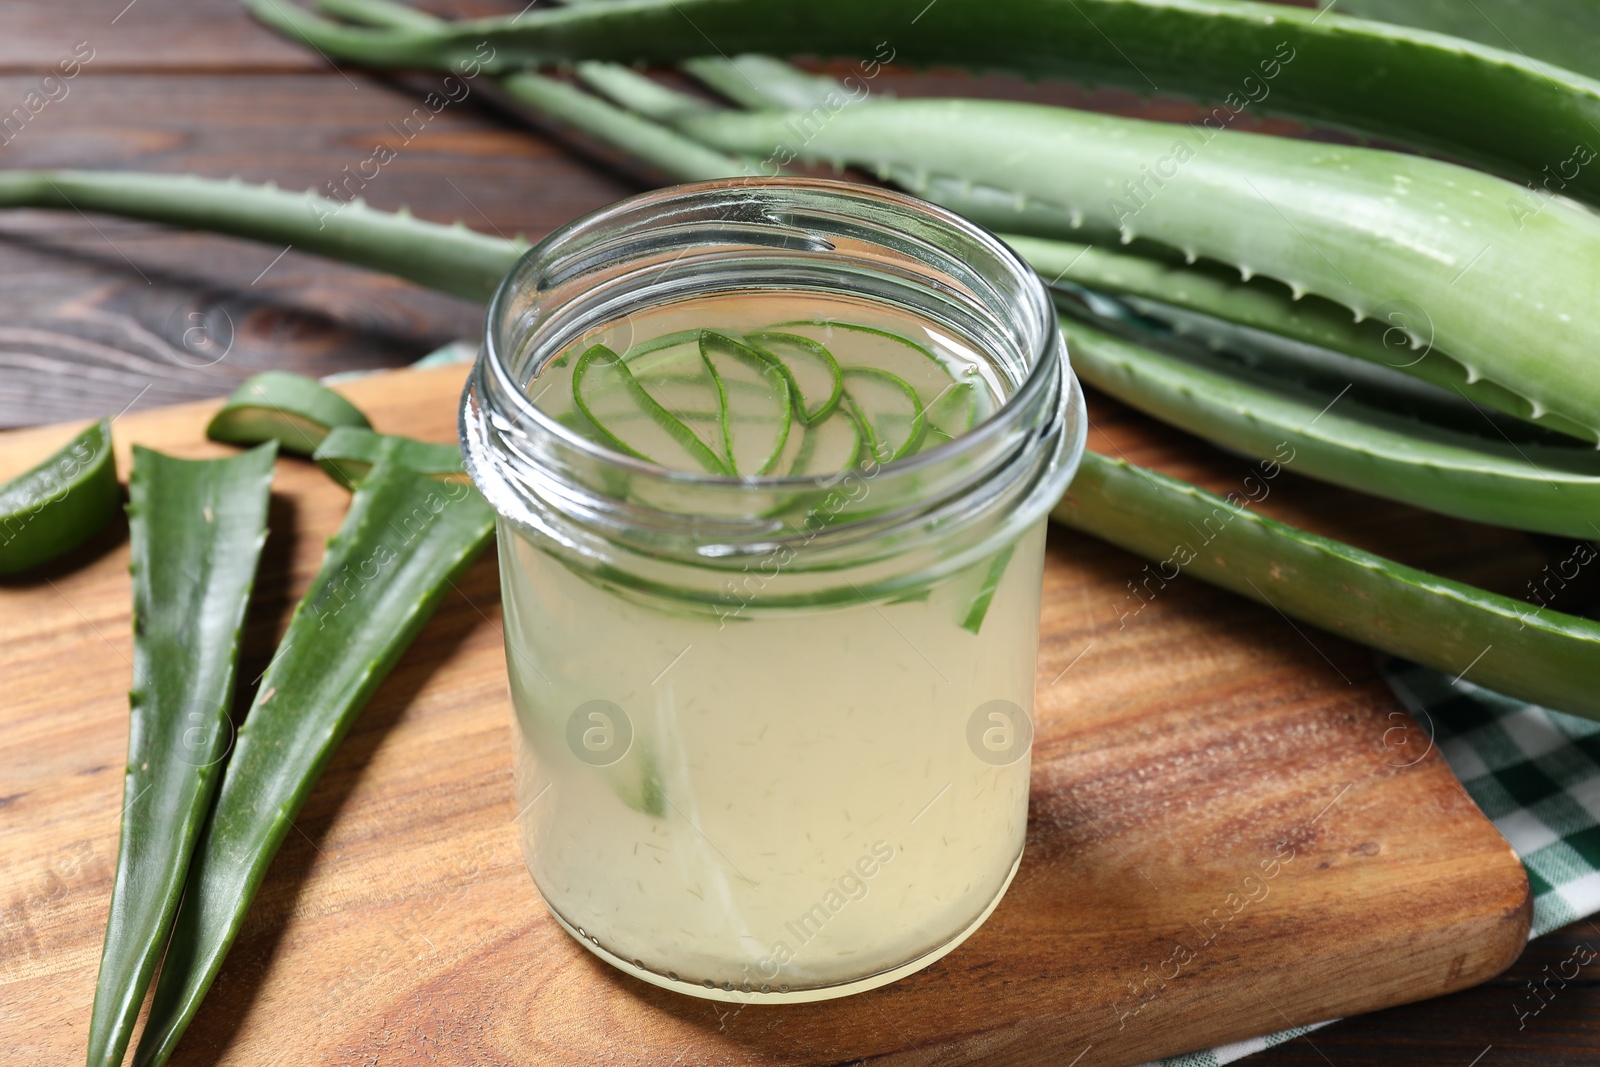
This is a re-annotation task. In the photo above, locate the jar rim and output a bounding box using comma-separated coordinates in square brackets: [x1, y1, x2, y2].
[477, 176, 1062, 490]
[463, 176, 1083, 574]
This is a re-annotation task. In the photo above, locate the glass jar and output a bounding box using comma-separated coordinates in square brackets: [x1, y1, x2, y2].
[461, 178, 1085, 1003]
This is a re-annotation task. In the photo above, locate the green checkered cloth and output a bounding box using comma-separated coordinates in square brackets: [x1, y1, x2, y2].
[1158, 657, 1600, 1066]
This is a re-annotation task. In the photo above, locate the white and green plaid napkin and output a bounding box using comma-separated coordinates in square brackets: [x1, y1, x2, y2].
[1160, 656, 1600, 1066]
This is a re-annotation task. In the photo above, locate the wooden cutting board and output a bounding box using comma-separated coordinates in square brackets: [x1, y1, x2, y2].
[0, 363, 1530, 1067]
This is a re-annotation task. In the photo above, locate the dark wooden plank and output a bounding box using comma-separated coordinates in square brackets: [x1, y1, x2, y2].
[0, 0, 545, 73]
[0, 71, 638, 425]
[0, 0, 319, 73]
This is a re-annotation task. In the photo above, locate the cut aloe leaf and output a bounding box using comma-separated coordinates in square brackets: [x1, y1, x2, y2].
[841, 367, 926, 462]
[610, 746, 665, 817]
[87, 443, 276, 1067]
[205, 371, 371, 456]
[573, 343, 733, 474]
[313, 425, 464, 489]
[698, 331, 793, 475]
[0, 417, 119, 576]
[960, 544, 1016, 635]
[746, 331, 843, 425]
[131, 462, 494, 1067]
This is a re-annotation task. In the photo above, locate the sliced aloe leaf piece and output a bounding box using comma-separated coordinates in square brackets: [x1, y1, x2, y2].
[313, 425, 464, 489]
[0, 417, 119, 575]
[1053, 451, 1600, 719]
[610, 747, 665, 817]
[573, 343, 733, 474]
[746, 330, 842, 425]
[86, 443, 276, 1067]
[130, 462, 494, 1067]
[926, 380, 978, 444]
[206, 372, 371, 456]
[841, 367, 926, 462]
[960, 544, 1016, 635]
[698, 330, 793, 475]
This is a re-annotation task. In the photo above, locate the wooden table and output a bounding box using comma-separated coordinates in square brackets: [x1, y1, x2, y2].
[1, 2, 1596, 1063]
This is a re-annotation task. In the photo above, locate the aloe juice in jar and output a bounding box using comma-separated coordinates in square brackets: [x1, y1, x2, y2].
[502, 292, 1043, 998]
[464, 179, 1082, 1004]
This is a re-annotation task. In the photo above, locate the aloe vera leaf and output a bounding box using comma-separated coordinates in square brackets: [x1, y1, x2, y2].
[86, 444, 275, 1067]
[1336, 0, 1600, 79]
[1057, 313, 1600, 539]
[1054, 451, 1600, 718]
[312, 425, 463, 489]
[512, 42, 1584, 449]
[245, 0, 1600, 208]
[0, 169, 521, 301]
[1006, 234, 1598, 443]
[682, 54, 867, 113]
[499, 68, 761, 182]
[0, 418, 118, 576]
[525, 59, 762, 178]
[572, 60, 717, 123]
[535, 57, 1596, 445]
[129, 463, 494, 1067]
[205, 371, 371, 456]
[663, 100, 1600, 442]
[1097, 296, 1570, 446]
[1064, 283, 1582, 446]
[314, 0, 752, 182]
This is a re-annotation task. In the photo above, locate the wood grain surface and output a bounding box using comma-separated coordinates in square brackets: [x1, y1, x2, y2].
[1, 0, 1596, 1061]
[0, 366, 1533, 1067]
